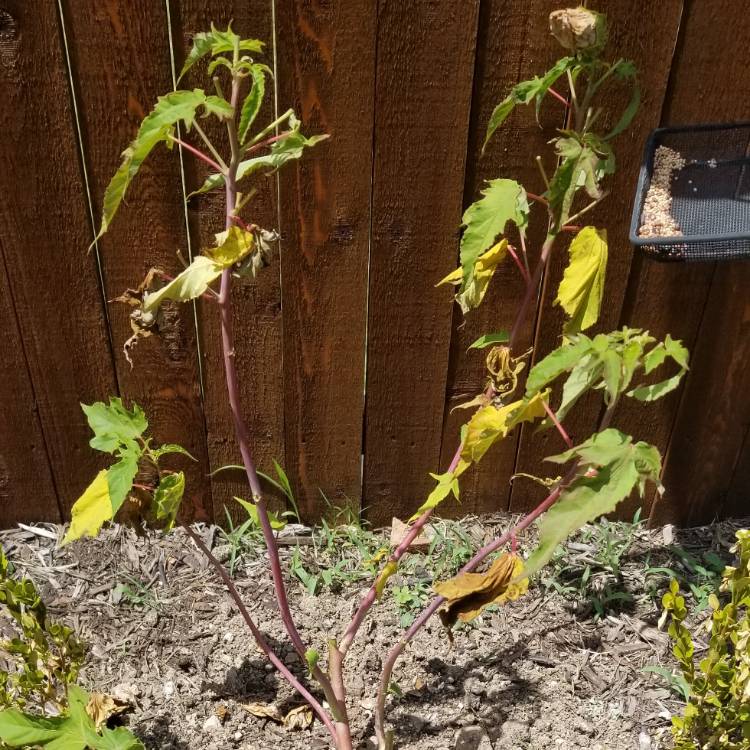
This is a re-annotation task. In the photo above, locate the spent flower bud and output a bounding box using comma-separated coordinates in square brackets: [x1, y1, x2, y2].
[549, 7, 607, 54]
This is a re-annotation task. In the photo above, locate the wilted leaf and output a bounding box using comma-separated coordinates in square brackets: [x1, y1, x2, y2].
[521, 430, 662, 580]
[439, 240, 509, 313]
[238, 65, 267, 144]
[149, 444, 197, 462]
[141, 257, 221, 314]
[86, 693, 129, 731]
[242, 702, 283, 723]
[203, 226, 255, 268]
[435, 553, 528, 627]
[555, 227, 608, 334]
[234, 497, 287, 530]
[375, 561, 399, 600]
[82, 398, 148, 454]
[63, 471, 113, 545]
[179, 24, 264, 81]
[283, 705, 313, 730]
[191, 114, 328, 196]
[461, 393, 548, 465]
[468, 331, 509, 350]
[152, 472, 186, 530]
[459, 182, 527, 292]
[95, 90, 233, 242]
[0, 684, 144, 749]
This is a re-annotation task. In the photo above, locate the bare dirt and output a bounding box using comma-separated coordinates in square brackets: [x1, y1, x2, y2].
[1, 515, 743, 750]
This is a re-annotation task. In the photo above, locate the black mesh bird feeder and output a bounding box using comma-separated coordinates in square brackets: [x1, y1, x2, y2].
[630, 122, 750, 261]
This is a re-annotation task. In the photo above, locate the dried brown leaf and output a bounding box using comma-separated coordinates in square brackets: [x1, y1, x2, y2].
[283, 704, 313, 730]
[242, 701, 283, 723]
[85, 692, 129, 730]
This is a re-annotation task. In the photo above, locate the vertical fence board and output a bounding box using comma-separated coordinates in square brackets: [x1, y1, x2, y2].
[0, 262, 60, 524]
[509, 0, 684, 514]
[0, 0, 117, 515]
[439, 0, 569, 517]
[275, 1, 375, 520]
[172, 0, 285, 522]
[60, 0, 212, 520]
[363, 0, 480, 525]
[618, 0, 750, 525]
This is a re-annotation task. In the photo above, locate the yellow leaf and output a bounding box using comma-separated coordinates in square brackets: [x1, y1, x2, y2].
[461, 392, 547, 465]
[204, 225, 255, 267]
[555, 226, 607, 334]
[375, 560, 399, 599]
[434, 553, 528, 626]
[243, 702, 283, 723]
[409, 468, 462, 520]
[63, 471, 113, 545]
[438, 239, 509, 313]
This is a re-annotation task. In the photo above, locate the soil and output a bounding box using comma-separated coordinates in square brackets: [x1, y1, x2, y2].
[1, 515, 744, 750]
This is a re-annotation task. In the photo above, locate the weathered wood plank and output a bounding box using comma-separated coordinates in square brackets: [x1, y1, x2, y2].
[172, 1, 286, 522]
[275, 1, 375, 520]
[0, 0, 117, 515]
[60, 0, 213, 520]
[617, 0, 750, 525]
[509, 0, 684, 514]
[439, 0, 570, 517]
[0, 259, 60, 525]
[363, 0, 480, 525]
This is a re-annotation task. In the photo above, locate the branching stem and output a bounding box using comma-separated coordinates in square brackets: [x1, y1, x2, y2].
[191, 120, 228, 172]
[167, 134, 223, 173]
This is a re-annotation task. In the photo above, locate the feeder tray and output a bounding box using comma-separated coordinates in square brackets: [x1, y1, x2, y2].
[630, 122, 750, 261]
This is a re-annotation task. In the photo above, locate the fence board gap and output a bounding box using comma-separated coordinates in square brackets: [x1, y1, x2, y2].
[275, 0, 375, 522]
[363, 0, 480, 526]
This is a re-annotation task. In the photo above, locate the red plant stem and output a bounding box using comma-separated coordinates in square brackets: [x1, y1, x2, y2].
[182, 524, 336, 738]
[229, 214, 259, 233]
[339, 444, 465, 655]
[547, 86, 569, 107]
[244, 129, 292, 156]
[562, 224, 582, 233]
[167, 134, 224, 173]
[542, 398, 573, 449]
[509, 233, 555, 349]
[507, 243, 531, 284]
[526, 191, 548, 206]
[373, 482, 565, 747]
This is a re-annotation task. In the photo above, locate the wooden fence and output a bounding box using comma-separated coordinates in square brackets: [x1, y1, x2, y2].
[0, 0, 748, 529]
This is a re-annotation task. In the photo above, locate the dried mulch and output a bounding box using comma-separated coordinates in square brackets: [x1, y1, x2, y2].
[1, 515, 745, 750]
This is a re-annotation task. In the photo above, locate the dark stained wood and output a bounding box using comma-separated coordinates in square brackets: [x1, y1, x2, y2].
[60, 0, 213, 520]
[275, 1, 375, 520]
[726, 426, 750, 519]
[363, 0, 481, 525]
[0, 0, 117, 515]
[509, 0, 685, 514]
[438, 0, 570, 517]
[172, 1, 286, 522]
[618, 0, 750, 525]
[653, 269, 750, 525]
[0, 253, 60, 525]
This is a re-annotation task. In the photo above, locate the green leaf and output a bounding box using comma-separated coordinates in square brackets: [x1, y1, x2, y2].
[142, 227, 254, 314]
[460, 179, 528, 288]
[556, 353, 604, 420]
[525, 336, 593, 397]
[238, 65, 267, 144]
[234, 497, 287, 530]
[94, 89, 232, 242]
[0, 710, 64, 746]
[107, 449, 140, 514]
[190, 114, 329, 196]
[483, 56, 575, 150]
[555, 226, 608, 334]
[152, 472, 185, 530]
[63, 471, 113, 544]
[604, 61, 640, 140]
[149, 444, 197, 462]
[522, 430, 661, 580]
[628, 335, 689, 402]
[82, 398, 147, 454]
[410, 470, 460, 519]
[179, 24, 264, 81]
[468, 331, 510, 350]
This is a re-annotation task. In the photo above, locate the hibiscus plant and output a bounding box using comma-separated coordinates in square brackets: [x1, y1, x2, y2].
[25, 9, 689, 750]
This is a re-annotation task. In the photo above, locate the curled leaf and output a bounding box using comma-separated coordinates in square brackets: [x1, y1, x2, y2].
[152, 472, 186, 530]
[435, 553, 528, 627]
[549, 8, 608, 54]
[439, 240, 509, 313]
[283, 705, 313, 730]
[375, 561, 399, 600]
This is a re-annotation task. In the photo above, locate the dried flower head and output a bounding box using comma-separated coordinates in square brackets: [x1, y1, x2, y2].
[549, 7, 607, 54]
